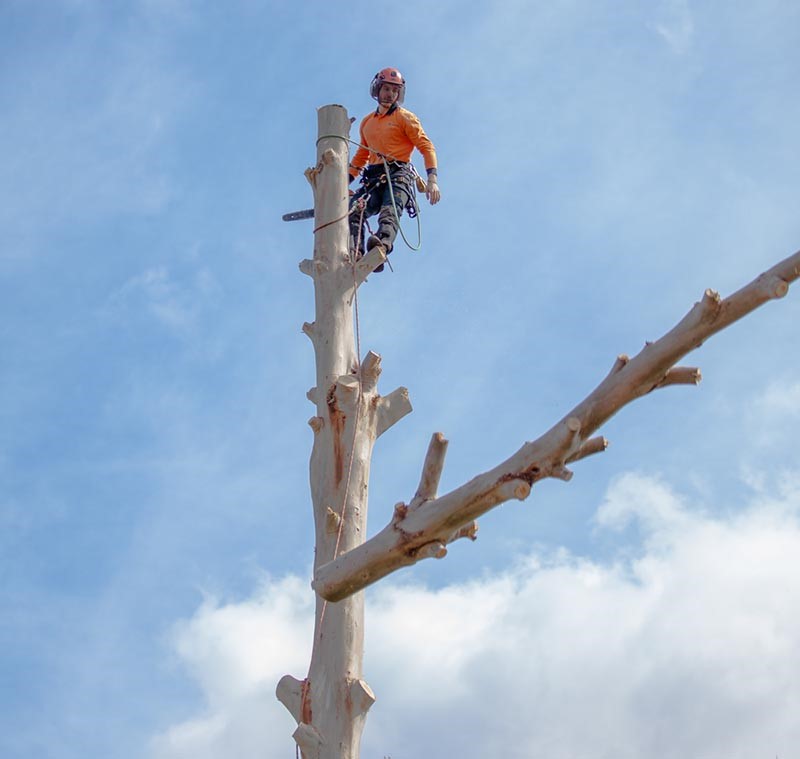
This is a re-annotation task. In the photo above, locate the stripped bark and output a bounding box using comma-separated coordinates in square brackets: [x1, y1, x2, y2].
[277, 102, 799, 759]
[313, 250, 800, 602]
[276, 105, 404, 759]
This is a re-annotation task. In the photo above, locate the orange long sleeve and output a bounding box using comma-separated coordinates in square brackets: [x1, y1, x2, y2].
[349, 106, 438, 178]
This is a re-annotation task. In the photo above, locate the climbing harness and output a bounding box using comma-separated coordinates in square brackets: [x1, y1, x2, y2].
[284, 134, 425, 257]
[379, 156, 422, 251]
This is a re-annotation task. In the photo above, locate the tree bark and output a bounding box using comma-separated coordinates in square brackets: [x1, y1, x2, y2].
[276, 105, 407, 759]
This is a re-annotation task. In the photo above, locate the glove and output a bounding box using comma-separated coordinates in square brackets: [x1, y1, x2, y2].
[426, 176, 441, 205]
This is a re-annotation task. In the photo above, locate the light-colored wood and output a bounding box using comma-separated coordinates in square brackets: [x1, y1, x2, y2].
[276, 105, 379, 759]
[412, 432, 449, 507]
[278, 102, 800, 759]
[313, 249, 800, 603]
[276, 674, 304, 723]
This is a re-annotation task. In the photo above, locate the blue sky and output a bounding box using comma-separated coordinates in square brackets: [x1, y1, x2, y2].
[2, 1, 799, 757]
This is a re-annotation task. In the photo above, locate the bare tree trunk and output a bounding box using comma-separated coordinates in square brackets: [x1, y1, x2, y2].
[276, 102, 800, 758]
[276, 105, 409, 759]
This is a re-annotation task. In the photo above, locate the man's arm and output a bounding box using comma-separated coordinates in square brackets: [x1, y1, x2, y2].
[349, 117, 370, 181]
[401, 111, 440, 205]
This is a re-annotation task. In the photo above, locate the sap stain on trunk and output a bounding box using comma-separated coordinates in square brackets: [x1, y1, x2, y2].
[327, 391, 347, 487]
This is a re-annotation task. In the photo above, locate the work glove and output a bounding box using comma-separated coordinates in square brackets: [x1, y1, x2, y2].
[426, 176, 441, 205]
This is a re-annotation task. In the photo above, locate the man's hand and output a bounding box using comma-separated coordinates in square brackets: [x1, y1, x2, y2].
[426, 177, 441, 205]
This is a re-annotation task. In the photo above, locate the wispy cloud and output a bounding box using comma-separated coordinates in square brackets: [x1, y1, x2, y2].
[740, 375, 800, 459]
[152, 472, 800, 759]
[595, 471, 699, 543]
[752, 377, 800, 418]
[104, 266, 222, 337]
[652, 0, 695, 55]
[150, 575, 314, 759]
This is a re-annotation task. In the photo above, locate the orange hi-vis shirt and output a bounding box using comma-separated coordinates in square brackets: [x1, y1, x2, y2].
[349, 105, 438, 179]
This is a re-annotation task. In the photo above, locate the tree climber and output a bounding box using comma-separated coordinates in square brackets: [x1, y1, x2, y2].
[349, 67, 441, 271]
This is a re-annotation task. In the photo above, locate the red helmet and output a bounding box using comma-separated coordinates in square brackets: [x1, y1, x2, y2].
[370, 67, 406, 104]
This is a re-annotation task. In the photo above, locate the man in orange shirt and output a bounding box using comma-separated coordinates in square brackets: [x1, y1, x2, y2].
[349, 67, 441, 271]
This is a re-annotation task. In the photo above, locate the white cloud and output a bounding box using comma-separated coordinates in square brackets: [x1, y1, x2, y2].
[172, 575, 314, 707]
[739, 375, 800, 457]
[151, 574, 314, 759]
[595, 471, 697, 540]
[151, 471, 800, 759]
[652, 0, 695, 55]
[106, 266, 221, 334]
[752, 376, 800, 418]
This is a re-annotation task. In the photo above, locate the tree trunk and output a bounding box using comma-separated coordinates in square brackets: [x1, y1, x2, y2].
[276, 102, 800, 758]
[276, 105, 409, 759]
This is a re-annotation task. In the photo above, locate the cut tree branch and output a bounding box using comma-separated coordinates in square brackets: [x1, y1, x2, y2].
[412, 432, 449, 507]
[313, 249, 800, 602]
[353, 246, 387, 288]
[375, 387, 412, 437]
[276, 675, 304, 723]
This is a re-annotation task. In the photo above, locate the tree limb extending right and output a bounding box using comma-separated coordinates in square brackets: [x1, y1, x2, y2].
[313, 249, 800, 602]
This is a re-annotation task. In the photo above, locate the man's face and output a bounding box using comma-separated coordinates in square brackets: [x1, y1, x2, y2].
[378, 82, 401, 107]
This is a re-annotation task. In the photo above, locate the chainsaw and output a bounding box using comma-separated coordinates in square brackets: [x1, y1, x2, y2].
[282, 208, 315, 222]
[282, 174, 427, 222]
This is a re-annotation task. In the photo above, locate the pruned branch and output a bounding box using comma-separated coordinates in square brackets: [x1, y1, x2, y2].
[312, 249, 800, 602]
[360, 351, 382, 392]
[293, 723, 323, 759]
[566, 435, 608, 464]
[375, 387, 412, 437]
[447, 520, 479, 545]
[349, 679, 376, 718]
[411, 432, 449, 507]
[656, 366, 702, 389]
[353, 246, 387, 287]
[276, 675, 305, 723]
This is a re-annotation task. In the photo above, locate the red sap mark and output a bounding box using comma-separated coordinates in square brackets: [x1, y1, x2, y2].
[328, 396, 347, 487]
[301, 678, 312, 723]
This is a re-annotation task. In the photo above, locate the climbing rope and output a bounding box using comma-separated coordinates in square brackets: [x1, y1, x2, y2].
[306, 201, 367, 732]
[300, 141, 399, 741]
[381, 155, 422, 251]
[316, 134, 424, 253]
[312, 209, 350, 234]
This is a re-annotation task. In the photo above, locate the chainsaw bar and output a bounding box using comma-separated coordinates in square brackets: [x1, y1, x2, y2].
[282, 208, 314, 222]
